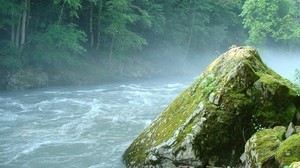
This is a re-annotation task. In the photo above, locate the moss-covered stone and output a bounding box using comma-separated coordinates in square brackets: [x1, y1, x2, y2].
[288, 161, 300, 168]
[123, 46, 300, 167]
[243, 125, 300, 168]
[276, 134, 300, 166]
[245, 126, 286, 168]
[7, 68, 48, 90]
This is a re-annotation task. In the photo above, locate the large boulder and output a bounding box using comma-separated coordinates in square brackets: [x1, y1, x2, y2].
[123, 46, 300, 167]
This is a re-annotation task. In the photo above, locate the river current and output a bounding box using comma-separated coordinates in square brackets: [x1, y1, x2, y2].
[0, 78, 192, 168]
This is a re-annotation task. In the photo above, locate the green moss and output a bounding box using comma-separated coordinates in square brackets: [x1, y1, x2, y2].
[288, 161, 300, 168]
[123, 80, 207, 166]
[246, 126, 286, 168]
[276, 134, 300, 166]
[152, 85, 203, 145]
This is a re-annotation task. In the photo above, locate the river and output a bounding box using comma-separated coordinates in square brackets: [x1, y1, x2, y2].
[0, 78, 193, 168]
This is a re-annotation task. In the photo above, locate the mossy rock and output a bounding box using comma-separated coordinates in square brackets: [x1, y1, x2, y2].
[245, 126, 286, 168]
[7, 69, 48, 90]
[245, 127, 300, 168]
[287, 161, 300, 168]
[276, 134, 300, 166]
[123, 46, 300, 167]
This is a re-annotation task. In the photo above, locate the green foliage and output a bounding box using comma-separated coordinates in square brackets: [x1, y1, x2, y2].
[161, 0, 244, 52]
[0, 0, 22, 30]
[0, 41, 22, 72]
[53, 0, 82, 18]
[26, 24, 87, 71]
[241, 0, 300, 46]
[146, 3, 165, 35]
[105, 0, 148, 54]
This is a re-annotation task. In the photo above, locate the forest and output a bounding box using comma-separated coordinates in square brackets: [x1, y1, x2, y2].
[0, 0, 300, 89]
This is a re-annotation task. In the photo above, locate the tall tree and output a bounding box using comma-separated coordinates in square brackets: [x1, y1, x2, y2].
[19, 0, 29, 56]
[160, 0, 244, 56]
[0, 0, 20, 40]
[105, 0, 147, 62]
[26, 23, 87, 71]
[90, 1, 95, 47]
[53, 0, 82, 23]
[96, 0, 103, 50]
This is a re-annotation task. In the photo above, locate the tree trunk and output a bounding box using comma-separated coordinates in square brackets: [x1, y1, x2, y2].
[96, 0, 103, 50]
[26, 0, 31, 32]
[15, 15, 21, 49]
[58, 1, 65, 24]
[184, 4, 196, 60]
[11, 13, 15, 43]
[89, 1, 94, 47]
[34, 18, 39, 32]
[109, 35, 115, 64]
[19, 0, 28, 57]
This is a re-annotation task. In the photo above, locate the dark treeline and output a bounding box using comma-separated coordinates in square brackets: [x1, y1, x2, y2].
[0, 0, 300, 87]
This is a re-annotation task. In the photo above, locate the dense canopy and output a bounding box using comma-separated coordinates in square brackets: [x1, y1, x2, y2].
[0, 0, 299, 86]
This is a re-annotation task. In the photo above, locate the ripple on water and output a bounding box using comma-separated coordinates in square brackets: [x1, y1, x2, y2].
[0, 80, 191, 168]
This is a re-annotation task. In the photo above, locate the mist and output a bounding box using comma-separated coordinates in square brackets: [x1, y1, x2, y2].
[260, 48, 300, 82]
[146, 46, 300, 85]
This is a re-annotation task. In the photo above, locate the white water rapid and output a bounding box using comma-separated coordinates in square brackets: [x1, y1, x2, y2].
[0, 79, 192, 168]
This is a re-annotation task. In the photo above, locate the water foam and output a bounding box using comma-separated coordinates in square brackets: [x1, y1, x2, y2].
[0, 80, 189, 168]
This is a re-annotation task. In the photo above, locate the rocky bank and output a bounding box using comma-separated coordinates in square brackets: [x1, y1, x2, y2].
[123, 46, 300, 167]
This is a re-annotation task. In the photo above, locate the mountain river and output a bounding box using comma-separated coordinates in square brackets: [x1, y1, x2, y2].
[0, 78, 193, 168]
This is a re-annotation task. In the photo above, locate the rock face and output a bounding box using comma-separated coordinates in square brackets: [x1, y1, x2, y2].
[245, 125, 300, 167]
[7, 69, 48, 90]
[123, 47, 300, 167]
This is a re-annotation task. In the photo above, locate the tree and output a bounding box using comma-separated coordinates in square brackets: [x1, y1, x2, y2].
[159, 0, 244, 56]
[53, 0, 82, 23]
[0, 0, 29, 57]
[241, 0, 300, 47]
[104, 0, 147, 62]
[0, 0, 20, 40]
[0, 0, 25, 72]
[26, 24, 87, 72]
[19, 0, 29, 56]
[96, 0, 104, 50]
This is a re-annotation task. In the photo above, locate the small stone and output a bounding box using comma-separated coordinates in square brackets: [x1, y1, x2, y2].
[149, 154, 158, 161]
[285, 122, 295, 139]
[240, 153, 246, 162]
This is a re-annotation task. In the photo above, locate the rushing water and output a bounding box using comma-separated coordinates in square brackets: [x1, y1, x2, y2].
[0, 78, 192, 168]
